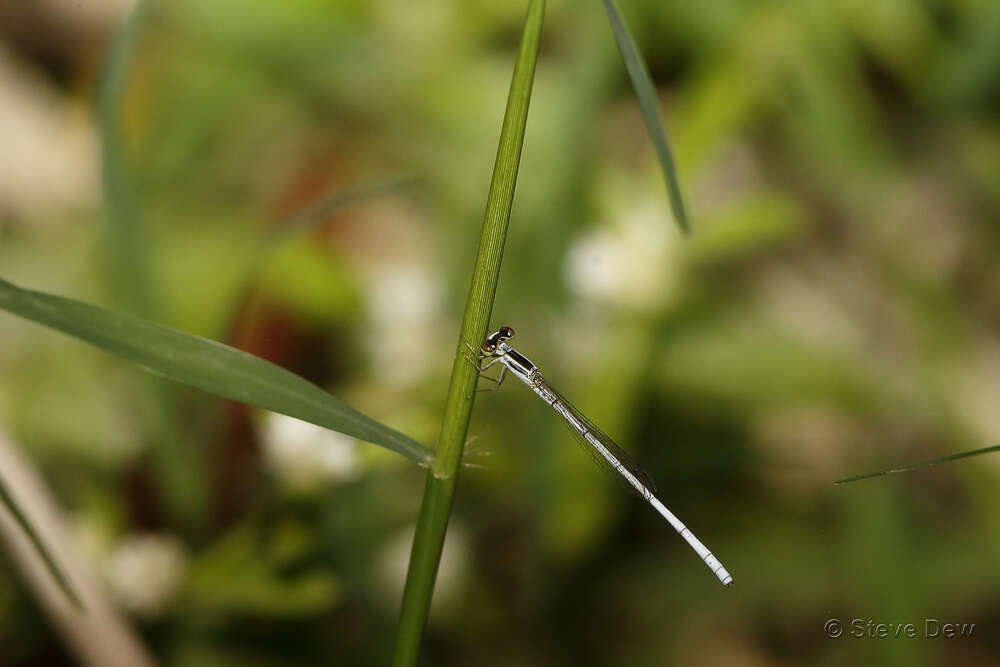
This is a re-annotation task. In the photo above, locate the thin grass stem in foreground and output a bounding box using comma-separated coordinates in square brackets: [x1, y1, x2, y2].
[390, 2, 546, 665]
[835, 444, 1000, 484]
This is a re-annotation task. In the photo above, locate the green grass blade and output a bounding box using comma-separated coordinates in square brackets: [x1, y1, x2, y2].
[0, 473, 83, 610]
[835, 444, 1000, 484]
[391, 2, 546, 665]
[0, 278, 432, 465]
[602, 0, 690, 234]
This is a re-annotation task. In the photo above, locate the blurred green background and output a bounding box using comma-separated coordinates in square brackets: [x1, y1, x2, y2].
[1, 0, 999, 665]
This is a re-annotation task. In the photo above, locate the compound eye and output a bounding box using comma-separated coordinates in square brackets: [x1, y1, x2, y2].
[481, 340, 495, 353]
[499, 326, 514, 338]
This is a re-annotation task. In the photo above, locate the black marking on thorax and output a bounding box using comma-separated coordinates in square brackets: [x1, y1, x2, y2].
[504, 348, 536, 374]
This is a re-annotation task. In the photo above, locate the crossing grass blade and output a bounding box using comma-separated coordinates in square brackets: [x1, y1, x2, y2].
[217, 174, 422, 340]
[601, 0, 690, 234]
[0, 278, 433, 465]
[264, 174, 421, 242]
[835, 444, 1000, 484]
[0, 474, 83, 610]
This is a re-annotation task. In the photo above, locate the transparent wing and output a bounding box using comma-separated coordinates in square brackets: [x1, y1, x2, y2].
[540, 379, 658, 499]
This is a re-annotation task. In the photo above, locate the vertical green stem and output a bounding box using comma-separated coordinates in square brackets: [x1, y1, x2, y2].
[390, 2, 546, 664]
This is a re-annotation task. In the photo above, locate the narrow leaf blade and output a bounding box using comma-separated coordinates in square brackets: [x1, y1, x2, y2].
[265, 174, 420, 243]
[602, 0, 690, 234]
[0, 278, 433, 465]
[835, 444, 1000, 484]
[0, 474, 83, 609]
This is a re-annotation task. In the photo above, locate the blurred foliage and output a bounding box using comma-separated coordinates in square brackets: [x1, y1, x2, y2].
[1, 0, 999, 665]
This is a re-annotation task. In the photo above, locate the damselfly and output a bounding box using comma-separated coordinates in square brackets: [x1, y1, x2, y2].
[471, 326, 733, 587]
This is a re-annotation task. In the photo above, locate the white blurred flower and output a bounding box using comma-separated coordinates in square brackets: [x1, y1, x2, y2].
[0, 45, 97, 224]
[378, 522, 469, 622]
[365, 263, 443, 387]
[564, 202, 679, 312]
[368, 263, 442, 327]
[105, 533, 185, 618]
[260, 414, 361, 492]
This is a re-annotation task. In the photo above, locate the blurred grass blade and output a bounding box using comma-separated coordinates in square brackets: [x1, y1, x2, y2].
[0, 474, 83, 610]
[96, 0, 209, 526]
[601, 0, 689, 234]
[96, 0, 154, 315]
[0, 278, 432, 465]
[265, 174, 421, 242]
[219, 174, 422, 341]
[835, 444, 1000, 484]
